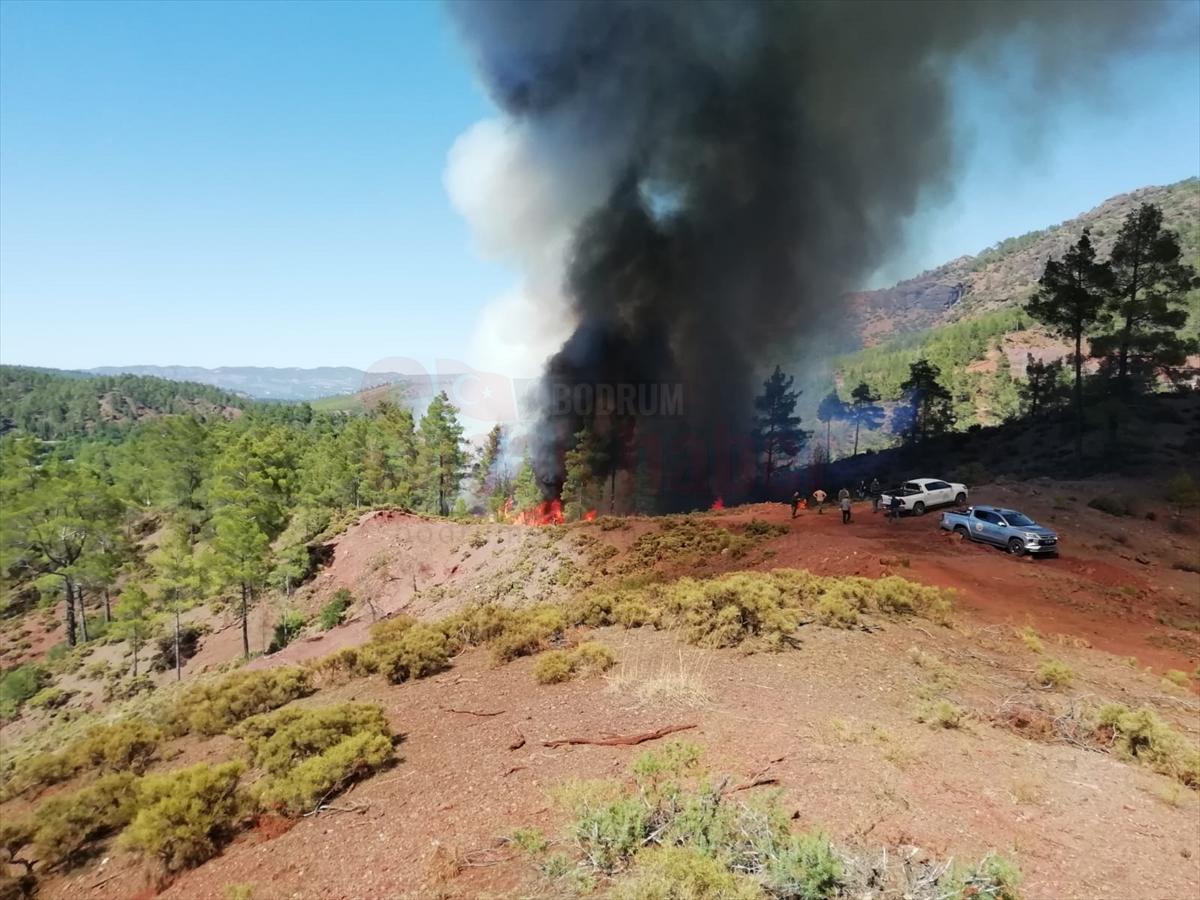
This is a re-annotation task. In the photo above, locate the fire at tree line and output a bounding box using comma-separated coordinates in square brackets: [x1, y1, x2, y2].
[0, 200, 1195, 671]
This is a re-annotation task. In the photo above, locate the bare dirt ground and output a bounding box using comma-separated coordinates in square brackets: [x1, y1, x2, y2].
[10, 482, 1200, 900]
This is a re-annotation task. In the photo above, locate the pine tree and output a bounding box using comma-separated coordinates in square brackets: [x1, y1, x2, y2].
[1093, 204, 1198, 393]
[898, 359, 955, 444]
[471, 425, 504, 502]
[1019, 354, 1066, 418]
[512, 456, 542, 512]
[754, 366, 808, 488]
[211, 506, 270, 659]
[111, 584, 156, 677]
[562, 426, 604, 520]
[815, 391, 846, 460]
[845, 383, 884, 457]
[151, 531, 207, 681]
[1025, 228, 1111, 466]
[417, 392, 468, 516]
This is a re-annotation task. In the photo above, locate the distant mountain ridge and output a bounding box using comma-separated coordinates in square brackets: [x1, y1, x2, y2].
[85, 366, 412, 401]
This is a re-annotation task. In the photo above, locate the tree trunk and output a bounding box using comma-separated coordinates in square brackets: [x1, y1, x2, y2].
[103, 590, 111, 624]
[853, 418, 861, 457]
[63, 577, 77, 648]
[241, 584, 250, 660]
[825, 420, 831, 458]
[1073, 330, 1084, 472]
[77, 585, 89, 643]
[131, 638, 139, 678]
[174, 610, 183, 682]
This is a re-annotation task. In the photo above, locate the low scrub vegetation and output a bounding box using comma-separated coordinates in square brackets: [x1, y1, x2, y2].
[235, 702, 395, 814]
[567, 569, 952, 651]
[7, 718, 164, 796]
[1034, 659, 1074, 690]
[533, 642, 617, 684]
[1087, 494, 1136, 517]
[318, 589, 353, 630]
[171, 668, 313, 736]
[120, 761, 249, 874]
[534, 742, 1018, 899]
[0, 663, 50, 720]
[622, 517, 760, 569]
[1094, 704, 1200, 788]
[22, 772, 140, 869]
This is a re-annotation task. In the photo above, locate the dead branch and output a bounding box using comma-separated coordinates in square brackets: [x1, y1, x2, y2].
[440, 706, 505, 717]
[732, 777, 780, 792]
[303, 800, 370, 818]
[508, 731, 526, 750]
[502, 765, 526, 777]
[542, 723, 697, 748]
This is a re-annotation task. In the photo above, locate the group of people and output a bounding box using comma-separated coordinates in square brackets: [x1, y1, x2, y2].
[790, 477, 903, 524]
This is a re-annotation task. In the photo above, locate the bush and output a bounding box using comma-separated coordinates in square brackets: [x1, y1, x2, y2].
[31, 772, 140, 868]
[236, 703, 390, 775]
[917, 700, 964, 729]
[533, 642, 617, 685]
[318, 589, 353, 630]
[1094, 704, 1200, 787]
[1165, 472, 1200, 507]
[121, 761, 249, 873]
[612, 846, 765, 900]
[0, 664, 49, 720]
[371, 622, 450, 683]
[762, 831, 843, 900]
[943, 853, 1022, 900]
[258, 731, 394, 815]
[309, 646, 374, 684]
[10, 718, 164, 795]
[533, 650, 574, 685]
[743, 519, 788, 539]
[268, 611, 307, 654]
[489, 606, 567, 663]
[1035, 660, 1074, 690]
[26, 686, 72, 711]
[172, 668, 313, 736]
[1018, 627, 1044, 654]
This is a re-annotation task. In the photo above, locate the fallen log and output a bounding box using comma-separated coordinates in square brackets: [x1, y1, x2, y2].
[440, 706, 505, 717]
[543, 723, 697, 748]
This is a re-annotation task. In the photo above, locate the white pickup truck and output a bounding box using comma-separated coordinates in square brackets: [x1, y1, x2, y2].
[879, 478, 968, 516]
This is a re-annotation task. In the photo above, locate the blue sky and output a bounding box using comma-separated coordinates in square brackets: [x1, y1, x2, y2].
[1, 0, 1197, 371]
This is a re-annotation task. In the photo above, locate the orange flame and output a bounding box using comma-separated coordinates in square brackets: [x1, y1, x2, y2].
[710, 497, 725, 511]
[584, 509, 598, 522]
[513, 498, 564, 526]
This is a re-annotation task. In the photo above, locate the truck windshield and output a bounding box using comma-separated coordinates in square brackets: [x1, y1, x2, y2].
[1004, 513, 1035, 527]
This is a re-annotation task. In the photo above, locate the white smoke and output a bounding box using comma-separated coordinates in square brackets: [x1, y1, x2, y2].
[444, 114, 635, 378]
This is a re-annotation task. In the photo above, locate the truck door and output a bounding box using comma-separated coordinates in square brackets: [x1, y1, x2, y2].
[971, 509, 999, 544]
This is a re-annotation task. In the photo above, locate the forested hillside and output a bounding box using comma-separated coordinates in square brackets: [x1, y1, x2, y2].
[821, 180, 1200, 455]
[0, 367, 249, 440]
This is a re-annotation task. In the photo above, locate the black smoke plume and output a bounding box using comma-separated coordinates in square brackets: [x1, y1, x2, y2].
[449, 0, 1172, 511]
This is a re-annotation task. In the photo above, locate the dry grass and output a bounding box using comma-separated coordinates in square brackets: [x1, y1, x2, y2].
[604, 646, 712, 710]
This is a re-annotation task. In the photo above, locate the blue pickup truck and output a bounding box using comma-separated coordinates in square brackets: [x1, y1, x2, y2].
[940, 505, 1060, 557]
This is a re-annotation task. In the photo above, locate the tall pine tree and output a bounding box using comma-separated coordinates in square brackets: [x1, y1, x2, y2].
[753, 366, 808, 489]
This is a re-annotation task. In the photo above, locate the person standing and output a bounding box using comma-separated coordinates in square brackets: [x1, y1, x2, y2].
[838, 486, 850, 504]
[790, 491, 801, 518]
[870, 478, 881, 513]
[812, 488, 827, 514]
[888, 494, 903, 523]
[840, 494, 852, 525]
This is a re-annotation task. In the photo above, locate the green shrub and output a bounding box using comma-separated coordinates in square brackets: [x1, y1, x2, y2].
[149, 624, 205, 672]
[490, 606, 567, 663]
[943, 853, 1022, 900]
[1095, 704, 1200, 787]
[533, 650, 575, 685]
[268, 611, 307, 654]
[11, 718, 164, 795]
[917, 700, 965, 729]
[121, 761, 249, 873]
[372, 623, 450, 682]
[533, 642, 617, 685]
[258, 731, 393, 815]
[1163, 669, 1191, 688]
[309, 646, 375, 684]
[743, 519, 788, 539]
[1165, 472, 1200, 507]
[0, 664, 49, 720]
[509, 827, 549, 854]
[318, 589, 353, 630]
[238, 703, 395, 815]
[1034, 659, 1073, 689]
[31, 772, 140, 868]
[611, 846, 765, 899]
[26, 686, 72, 711]
[762, 831, 843, 900]
[236, 703, 390, 775]
[172, 668, 313, 735]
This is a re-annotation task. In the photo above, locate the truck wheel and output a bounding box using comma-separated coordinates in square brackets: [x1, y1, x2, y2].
[913, 501, 926, 516]
[954, 525, 969, 539]
[955, 492, 966, 506]
[1007, 538, 1025, 556]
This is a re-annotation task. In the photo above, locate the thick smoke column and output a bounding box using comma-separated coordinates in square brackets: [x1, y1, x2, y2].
[449, 0, 1166, 510]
